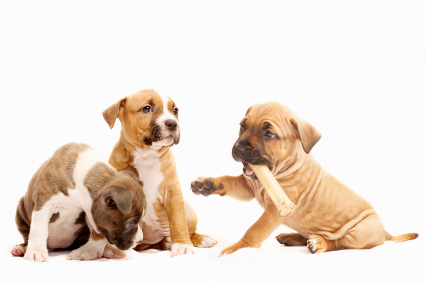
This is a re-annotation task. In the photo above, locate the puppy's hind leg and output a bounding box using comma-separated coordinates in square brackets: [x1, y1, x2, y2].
[276, 233, 308, 246]
[12, 197, 30, 257]
[308, 213, 387, 254]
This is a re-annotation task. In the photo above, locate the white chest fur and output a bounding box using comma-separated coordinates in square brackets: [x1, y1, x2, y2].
[133, 148, 169, 244]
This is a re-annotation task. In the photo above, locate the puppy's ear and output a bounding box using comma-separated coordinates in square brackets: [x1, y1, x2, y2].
[291, 117, 321, 154]
[102, 98, 127, 129]
[100, 186, 133, 216]
[122, 168, 146, 216]
[123, 167, 143, 186]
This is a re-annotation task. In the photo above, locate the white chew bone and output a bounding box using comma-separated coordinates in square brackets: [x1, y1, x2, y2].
[249, 164, 296, 216]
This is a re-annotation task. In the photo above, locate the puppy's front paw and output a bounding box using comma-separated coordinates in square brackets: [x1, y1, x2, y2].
[67, 243, 103, 261]
[103, 243, 126, 259]
[190, 177, 224, 197]
[307, 235, 327, 254]
[170, 243, 195, 258]
[24, 245, 48, 262]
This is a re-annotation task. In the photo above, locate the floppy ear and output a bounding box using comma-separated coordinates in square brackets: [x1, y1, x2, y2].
[123, 167, 143, 186]
[102, 98, 127, 129]
[100, 186, 133, 216]
[291, 117, 321, 154]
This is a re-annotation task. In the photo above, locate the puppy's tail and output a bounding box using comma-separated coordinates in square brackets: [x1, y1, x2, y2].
[385, 231, 419, 243]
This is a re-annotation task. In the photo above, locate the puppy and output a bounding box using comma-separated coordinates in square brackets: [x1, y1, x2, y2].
[191, 102, 418, 255]
[103, 89, 216, 257]
[12, 142, 146, 261]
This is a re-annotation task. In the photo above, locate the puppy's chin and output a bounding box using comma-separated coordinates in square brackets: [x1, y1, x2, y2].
[151, 135, 178, 149]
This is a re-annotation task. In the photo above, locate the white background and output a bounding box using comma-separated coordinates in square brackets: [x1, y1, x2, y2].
[1, 1, 424, 281]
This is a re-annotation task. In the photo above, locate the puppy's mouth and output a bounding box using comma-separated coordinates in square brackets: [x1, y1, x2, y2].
[243, 162, 257, 180]
[152, 133, 178, 147]
[242, 161, 273, 180]
[144, 127, 180, 148]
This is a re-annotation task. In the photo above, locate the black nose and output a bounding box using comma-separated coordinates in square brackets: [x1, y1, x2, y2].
[232, 141, 249, 160]
[165, 119, 177, 131]
[232, 140, 260, 162]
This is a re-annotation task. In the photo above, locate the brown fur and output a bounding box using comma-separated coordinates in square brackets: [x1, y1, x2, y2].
[103, 90, 212, 252]
[14, 142, 146, 255]
[192, 102, 418, 255]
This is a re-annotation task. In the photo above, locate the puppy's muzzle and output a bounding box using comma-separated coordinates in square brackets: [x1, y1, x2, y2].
[232, 140, 260, 163]
[165, 119, 177, 132]
[232, 140, 272, 170]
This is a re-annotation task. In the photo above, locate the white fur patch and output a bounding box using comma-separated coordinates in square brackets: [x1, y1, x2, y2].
[170, 243, 195, 258]
[25, 203, 52, 261]
[72, 148, 108, 233]
[155, 90, 178, 124]
[67, 236, 107, 261]
[46, 207, 84, 249]
[196, 236, 217, 248]
[152, 90, 179, 148]
[133, 148, 170, 244]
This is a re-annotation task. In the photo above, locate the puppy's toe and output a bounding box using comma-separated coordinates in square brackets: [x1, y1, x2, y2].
[24, 246, 48, 262]
[190, 178, 205, 195]
[103, 243, 126, 259]
[11, 244, 26, 257]
[170, 243, 195, 258]
[190, 178, 222, 197]
[307, 235, 327, 254]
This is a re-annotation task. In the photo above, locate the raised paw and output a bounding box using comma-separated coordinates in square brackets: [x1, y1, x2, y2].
[103, 243, 126, 259]
[190, 177, 224, 197]
[11, 244, 27, 257]
[307, 235, 327, 254]
[170, 243, 195, 258]
[24, 245, 48, 262]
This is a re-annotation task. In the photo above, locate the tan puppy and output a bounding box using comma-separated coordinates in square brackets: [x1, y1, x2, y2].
[103, 89, 216, 257]
[191, 102, 418, 255]
[12, 142, 145, 261]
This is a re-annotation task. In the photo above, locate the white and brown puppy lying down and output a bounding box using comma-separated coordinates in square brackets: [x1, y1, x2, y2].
[12, 142, 146, 262]
[103, 89, 216, 257]
[191, 102, 418, 255]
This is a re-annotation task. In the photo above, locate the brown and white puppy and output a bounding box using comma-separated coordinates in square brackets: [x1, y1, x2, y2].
[191, 102, 418, 255]
[103, 89, 216, 257]
[12, 142, 145, 261]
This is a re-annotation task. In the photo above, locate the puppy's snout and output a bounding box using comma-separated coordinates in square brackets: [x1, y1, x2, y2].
[164, 119, 177, 131]
[232, 140, 251, 161]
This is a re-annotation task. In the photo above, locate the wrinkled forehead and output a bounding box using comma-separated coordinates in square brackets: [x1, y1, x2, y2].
[245, 102, 296, 126]
[126, 89, 176, 112]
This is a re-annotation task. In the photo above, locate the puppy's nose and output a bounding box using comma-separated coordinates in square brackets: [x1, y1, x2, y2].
[165, 119, 177, 131]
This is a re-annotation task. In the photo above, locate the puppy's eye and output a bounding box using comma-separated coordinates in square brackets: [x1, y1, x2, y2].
[141, 105, 152, 113]
[240, 123, 245, 132]
[265, 130, 276, 139]
[125, 222, 136, 229]
[173, 107, 178, 116]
